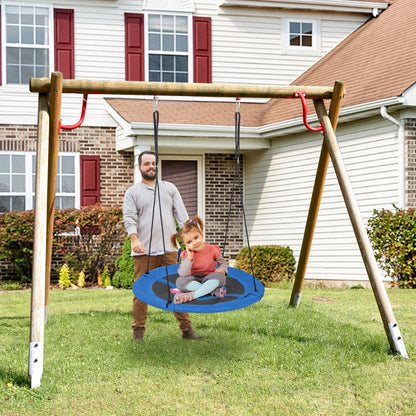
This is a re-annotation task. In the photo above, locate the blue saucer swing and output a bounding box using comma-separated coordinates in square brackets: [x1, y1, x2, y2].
[133, 264, 264, 313]
[133, 98, 264, 313]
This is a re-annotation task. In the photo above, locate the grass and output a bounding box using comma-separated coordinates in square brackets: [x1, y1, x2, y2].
[1, 287, 415, 415]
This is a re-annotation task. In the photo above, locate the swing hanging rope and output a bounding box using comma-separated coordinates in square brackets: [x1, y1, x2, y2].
[222, 98, 258, 292]
[146, 96, 173, 306]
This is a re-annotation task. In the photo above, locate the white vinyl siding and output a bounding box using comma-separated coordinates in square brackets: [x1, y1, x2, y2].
[244, 117, 400, 282]
[0, 0, 370, 125]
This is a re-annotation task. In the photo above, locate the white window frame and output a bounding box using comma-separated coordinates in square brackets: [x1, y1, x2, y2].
[0, 151, 80, 213]
[282, 18, 321, 56]
[159, 154, 204, 221]
[1, 2, 54, 87]
[144, 11, 193, 83]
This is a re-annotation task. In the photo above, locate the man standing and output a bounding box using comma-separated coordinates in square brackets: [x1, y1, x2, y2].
[123, 151, 200, 342]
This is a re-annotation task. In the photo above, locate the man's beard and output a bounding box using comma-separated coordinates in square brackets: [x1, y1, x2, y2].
[140, 169, 156, 181]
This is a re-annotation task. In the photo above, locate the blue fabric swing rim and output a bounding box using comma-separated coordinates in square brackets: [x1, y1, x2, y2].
[132, 264, 265, 313]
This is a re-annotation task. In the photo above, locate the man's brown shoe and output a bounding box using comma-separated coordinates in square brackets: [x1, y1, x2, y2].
[133, 328, 145, 342]
[182, 325, 202, 339]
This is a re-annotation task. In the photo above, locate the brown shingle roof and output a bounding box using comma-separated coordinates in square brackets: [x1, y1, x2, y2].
[106, 98, 266, 127]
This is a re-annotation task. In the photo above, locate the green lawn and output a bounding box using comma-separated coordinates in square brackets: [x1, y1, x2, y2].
[1, 287, 415, 415]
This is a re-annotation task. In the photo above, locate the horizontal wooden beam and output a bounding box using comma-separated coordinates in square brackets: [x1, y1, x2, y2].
[30, 73, 334, 99]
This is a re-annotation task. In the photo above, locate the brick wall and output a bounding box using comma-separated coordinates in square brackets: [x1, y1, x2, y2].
[405, 119, 416, 209]
[204, 154, 244, 259]
[0, 124, 133, 281]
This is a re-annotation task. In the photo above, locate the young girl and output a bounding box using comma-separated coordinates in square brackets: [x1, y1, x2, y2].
[171, 215, 227, 304]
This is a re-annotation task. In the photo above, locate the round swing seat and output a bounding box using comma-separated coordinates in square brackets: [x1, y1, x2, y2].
[133, 265, 265, 313]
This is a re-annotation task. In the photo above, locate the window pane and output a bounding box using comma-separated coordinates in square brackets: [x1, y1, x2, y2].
[290, 35, 300, 46]
[61, 156, 74, 174]
[35, 8, 49, 26]
[0, 196, 11, 212]
[162, 72, 174, 82]
[176, 16, 188, 34]
[12, 155, 25, 173]
[302, 36, 312, 47]
[149, 54, 161, 71]
[62, 176, 75, 192]
[6, 6, 19, 24]
[36, 27, 48, 45]
[21, 66, 34, 85]
[61, 197, 75, 209]
[302, 23, 313, 35]
[162, 15, 174, 33]
[7, 65, 20, 84]
[56, 178, 61, 193]
[6, 26, 19, 43]
[0, 175, 10, 192]
[149, 14, 160, 32]
[21, 26, 35, 44]
[12, 175, 25, 192]
[54, 196, 62, 210]
[176, 56, 188, 72]
[7, 47, 19, 64]
[149, 71, 160, 82]
[149, 33, 161, 51]
[21, 48, 34, 65]
[21, 7, 34, 25]
[162, 34, 174, 51]
[176, 35, 188, 52]
[0, 156, 10, 173]
[290, 22, 300, 33]
[12, 196, 25, 211]
[176, 72, 188, 83]
[162, 55, 174, 71]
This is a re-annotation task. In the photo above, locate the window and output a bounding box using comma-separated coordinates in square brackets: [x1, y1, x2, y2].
[0, 152, 79, 213]
[283, 19, 320, 55]
[2, 3, 53, 85]
[289, 22, 312, 47]
[146, 13, 192, 82]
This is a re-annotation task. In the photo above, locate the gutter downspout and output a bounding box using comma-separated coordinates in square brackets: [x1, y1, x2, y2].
[380, 107, 405, 208]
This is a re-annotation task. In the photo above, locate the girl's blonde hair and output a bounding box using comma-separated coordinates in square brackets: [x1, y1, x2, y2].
[170, 215, 204, 249]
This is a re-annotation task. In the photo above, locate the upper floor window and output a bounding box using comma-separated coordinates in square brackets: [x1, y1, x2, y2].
[2, 3, 53, 85]
[283, 19, 320, 55]
[146, 13, 192, 82]
[289, 22, 312, 47]
[0, 151, 79, 213]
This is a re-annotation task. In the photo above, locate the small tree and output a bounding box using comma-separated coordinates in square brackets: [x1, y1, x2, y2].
[58, 263, 71, 289]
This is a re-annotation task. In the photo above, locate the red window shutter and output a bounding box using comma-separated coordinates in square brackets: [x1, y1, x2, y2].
[54, 9, 75, 79]
[125, 13, 144, 81]
[193, 17, 211, 83]
[80, 156, 100, 206]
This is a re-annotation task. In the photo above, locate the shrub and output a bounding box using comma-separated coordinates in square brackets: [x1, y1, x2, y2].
[367, 206, 416, 288]
[235, 245, 296, 284]
[112, 237, 134, 289]
[101, 266, 111, 288]
[58, 263, 71, 289]
[0, 209, 73, 283]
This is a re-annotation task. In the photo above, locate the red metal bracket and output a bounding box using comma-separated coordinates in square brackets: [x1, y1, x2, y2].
[293, 91, 325, 134]
[59, 94, 88, 133]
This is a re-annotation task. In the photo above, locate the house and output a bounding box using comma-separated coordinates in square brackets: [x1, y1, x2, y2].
[2, 0, 410, 286]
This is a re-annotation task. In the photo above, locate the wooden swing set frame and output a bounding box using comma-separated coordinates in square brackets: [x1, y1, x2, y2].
[28, 72, 407, 388]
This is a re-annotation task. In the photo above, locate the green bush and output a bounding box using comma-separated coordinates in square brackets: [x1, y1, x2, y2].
[0, 205, 125, 284]
[367, 206, 416, 288]
[112, 237, 134, 289]
[0, 209, 73, 283]
[235, 245, 296, 284]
